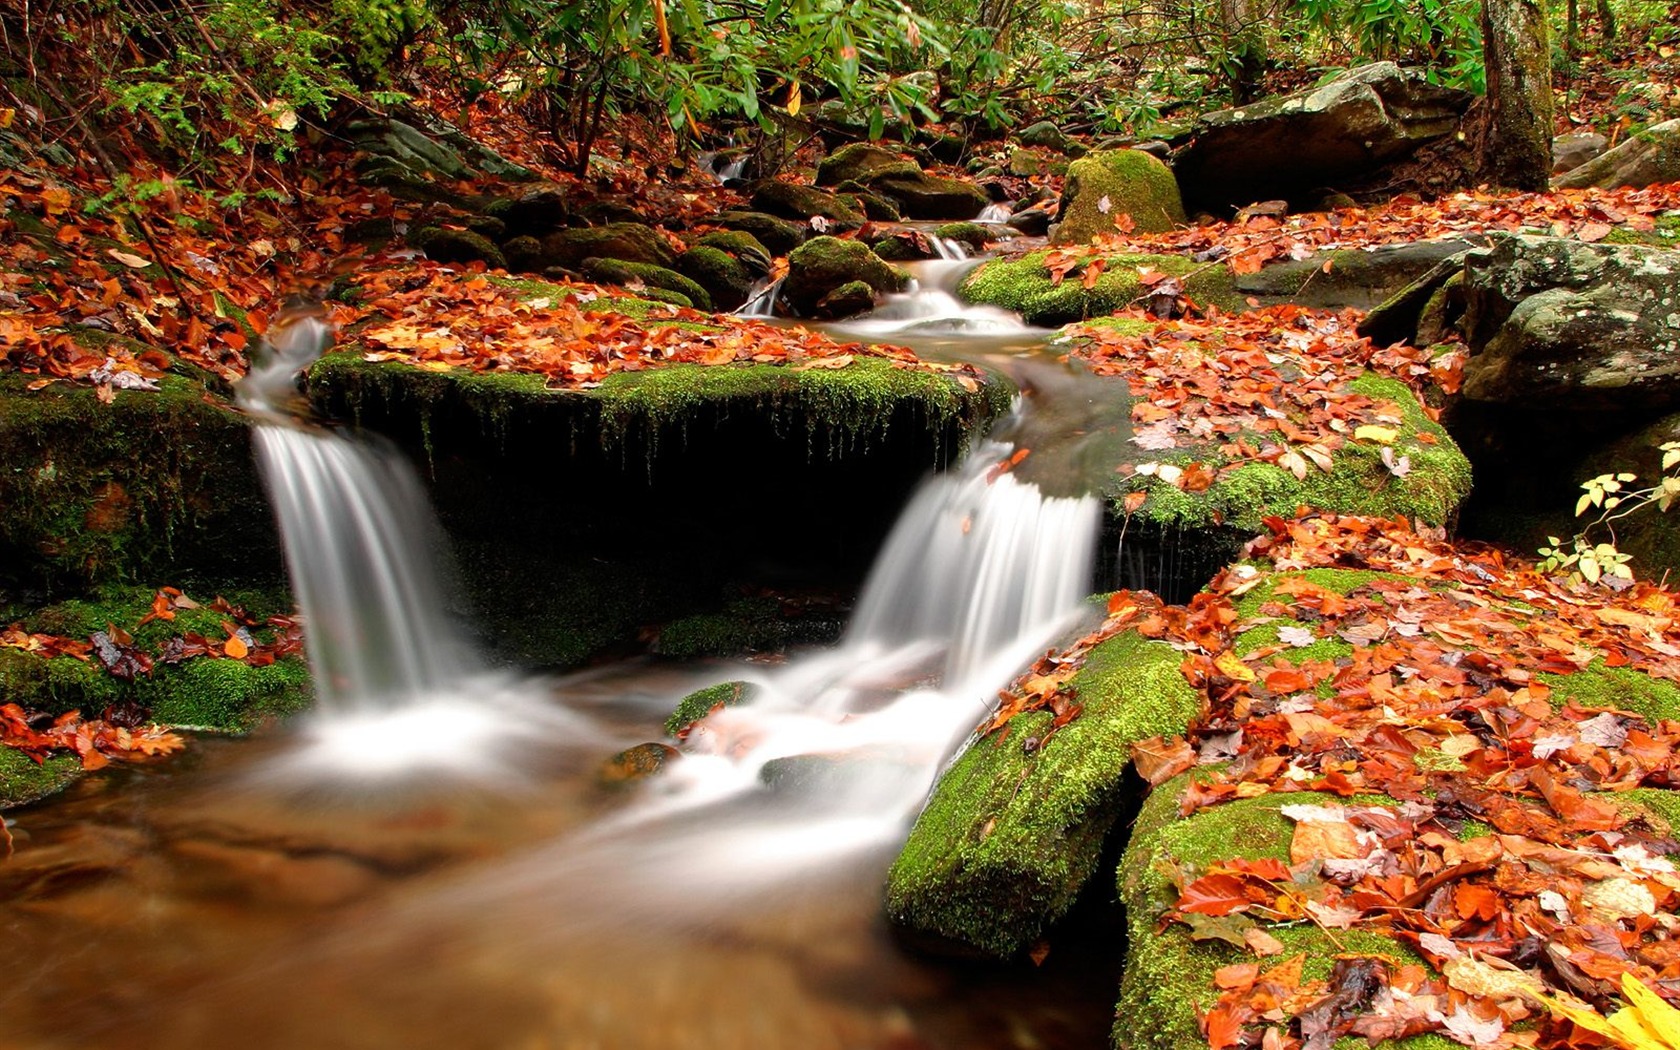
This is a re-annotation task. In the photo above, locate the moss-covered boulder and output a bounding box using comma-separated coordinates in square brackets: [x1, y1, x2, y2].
[0, 750, 82, 809]
[749, 182, 866, 229]
[1116, 776, 1435, 1050]
[695, 230, 773, 276]
[538, 222, 675, 270]
[959, 250, 1241, 326]
[816, 143, 922, 187]
[884, 630, 1202, 958]
[715, 211, 808, 255]
[673, 246, 753, 312]
[0, 375, 276, 594]
[934, 222, 991, 252]
[1051, 150, 1186, 244]
[783, 236, 907, 317]
[835, 184, 903, 221]
[867, 171, 990, 221]
[580, 258, 712, 312]
[408, 225, 507, 269]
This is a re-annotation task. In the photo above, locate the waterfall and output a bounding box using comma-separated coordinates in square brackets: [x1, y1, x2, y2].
[977, 202, 1012, 222]
[928, 234, 969, 261]
[238, 312, 575, 779]
[736, 275, 784, 318]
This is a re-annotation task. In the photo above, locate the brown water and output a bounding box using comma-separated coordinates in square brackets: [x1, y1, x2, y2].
[0, 661, 1121, 1050]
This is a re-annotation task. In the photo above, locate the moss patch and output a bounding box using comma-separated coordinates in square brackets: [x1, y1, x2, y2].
[0, 373, 276, 595]
[885, 629, 1202, 958]
[1123, 375, 1472, 534]
[1115, 777, 1436, 1050]
[665, 680, 755, 736]
[1540, 659, 1680, 723]
[960, 251, 1242, 327]
[0, 749, 82, 809]
[1053, 150, 1187, 244]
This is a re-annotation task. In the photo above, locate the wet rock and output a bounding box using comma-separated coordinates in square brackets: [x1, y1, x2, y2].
[666, 681, 755, 736]
[695, 231, 773, 277]
[538, 222, 675, 271]
[1234, 238, 1483, 309]
[933, 222, 991, 252]
[170, 840, 380, 908]
[868, 228, 943, 262]
[1052, 149, 1187, 243]
[1552, 118, 1680, 190]
[1017, 120, 1073, 153]
[749, 182, 866, 230]
[674, 246, 753, 312]
[715, 210, 808, 255]
[784, 236, 907, 317]
[867, 172, 990, 221]
[1552, 130, 1609, 174]
[814, 279, 878, 319]
[816, 143, 922, 187]
[1172, 62, 1473, 211]
[835, 184, 903, 222]
[580, 258, 711, 311]
[408, 225, 506, 270]
[1005, 206, 1053, 237]
[599, 742, 681, 785]
[488, 182, 571, 235]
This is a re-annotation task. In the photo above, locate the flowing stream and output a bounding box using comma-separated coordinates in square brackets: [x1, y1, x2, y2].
[0, 243, 1137, 1049]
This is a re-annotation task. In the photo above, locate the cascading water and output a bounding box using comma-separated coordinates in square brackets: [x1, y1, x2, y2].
[238, 311, 577, 779]
[737, 274, 785, 318]
[978, 202, 1012, 222]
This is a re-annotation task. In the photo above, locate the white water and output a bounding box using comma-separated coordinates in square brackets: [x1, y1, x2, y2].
[238, 314, 579, 780]
[480, 434, 1100, 916]
[737, 274, 785, 318]
[830, 256, 1037, 341]
[978, 202, 1012, 222]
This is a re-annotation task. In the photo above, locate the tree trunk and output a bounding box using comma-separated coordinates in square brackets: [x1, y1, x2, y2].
[1217, 0, 1266, 104]
[1481, 0, 1554, 190]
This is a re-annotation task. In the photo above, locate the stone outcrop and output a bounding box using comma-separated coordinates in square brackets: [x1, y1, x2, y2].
[1172, 62, 1473, 211]
[1552, 118, 1680, 190]
[783, 236, 907, 317]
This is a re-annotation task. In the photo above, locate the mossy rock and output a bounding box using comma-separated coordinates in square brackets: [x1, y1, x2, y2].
[0, 374, 277, 595]
[934, 222, 991, 251]
[0, 749, 81, 809]
[0, 583, 311, 731]
[580, 258, 712, 312]
[814, 279, 877, 319]
[538, 223, 675, 270]
[674, 246, 753, 312]
[1052, 150, 1187, 244]
[409, 225, 506, 269]
[749, 182, 865, 229]
[784, 236, 908, 317]
[835, 184, 903, 221]
[867, 172, 990, 221]
[959, 250, 1242, 326]
[695, 230, 773, 276]
[715, 211, 808, 255]
[884, 629, 1203, 958]
[1115, 775, 1443, 1050]
[816, 143, 922, 187]
[1118, 374, 1472, 535]
[665, 680, 756, 736]
[599, 741, 681, 785]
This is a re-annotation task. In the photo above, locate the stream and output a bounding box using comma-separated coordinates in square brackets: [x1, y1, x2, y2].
[0, 236, 1137, 1049]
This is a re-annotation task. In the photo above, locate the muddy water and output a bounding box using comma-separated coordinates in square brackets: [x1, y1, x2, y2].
[0, 662, 1121, 1050]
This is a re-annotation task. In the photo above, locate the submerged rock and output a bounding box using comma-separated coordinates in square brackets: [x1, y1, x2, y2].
[1172, 62, 1472, 211]
[599, 742, 681, 785]
[1052, 150, 1187, 243]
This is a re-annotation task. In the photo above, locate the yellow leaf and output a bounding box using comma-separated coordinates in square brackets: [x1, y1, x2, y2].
[787, 81, 802, 117]
[1621, 973, 1680, 1050]
[1214, 650, 1256, 683]
[223, 635, 249, 660]
[1354, 425, 1399, 444]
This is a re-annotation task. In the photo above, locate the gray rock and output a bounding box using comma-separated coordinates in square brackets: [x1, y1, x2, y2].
[1017, 121, 1071, 152]
[1234, 238, 1483, 309]
[1172, 62, 1473, 211]
[1552, 130, 1609, 175]
[1552, 118, 1680, 190]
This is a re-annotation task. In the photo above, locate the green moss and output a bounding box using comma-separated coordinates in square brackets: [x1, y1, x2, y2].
[1116, 779, 1423, 1050]
[146, 655, 311, 729]
[1609, 788, 1680, 839]
[960, 250, 1241, 326]
[934, 222, 991, 249]
[1601, 214, 1680, 246]
[1124, 375, 1472, 533]
[1539, 659, 1680, 723]
[580, 258, 713, 312]
[665, 680, 754, 736]
[481, 273, 700, 324]
[1053, 150, 1188, 244]
[409, 225, 506, 269]
[885, 629, 1203, 957]
[0, 748, 81, 809]
[0, 373, 275, 593]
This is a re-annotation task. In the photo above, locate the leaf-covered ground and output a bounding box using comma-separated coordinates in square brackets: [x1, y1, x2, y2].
[987, 512, 1680, 1050]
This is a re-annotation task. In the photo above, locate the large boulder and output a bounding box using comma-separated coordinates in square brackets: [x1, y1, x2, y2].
[1552, 130, 1609, 174]
[1051, 150, 1186, 244]
[537, 222, 676, 271]
[1552, 118, 1680, 190]
[1231, 238, 1482, 309]
[715, 211, 808, 256]
[783, 236, 906, 317]
[673, 246, 753, 312]
[815, 143, 921, 187]
[1364, 234, 1680, 414]
[867, 171, 990, 221]
[1172, 62, 1472, 211]
[579, 258, 711, 311]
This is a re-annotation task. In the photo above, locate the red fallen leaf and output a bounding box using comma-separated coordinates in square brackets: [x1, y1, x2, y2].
[1132, 734, 1196, 785]
[1452, 882, 1503, 921]
[1578, 222, 1613, 242]
[1216, 961, 1261, 990]
[1203, 1002, 1250, 1050]
[1179, 873, 1262, 916]
[985, 447, 1031, 484]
